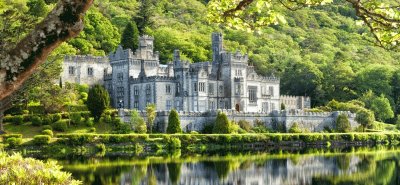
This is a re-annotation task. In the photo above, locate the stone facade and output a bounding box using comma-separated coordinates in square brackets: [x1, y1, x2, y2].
[280, 95, 311, 110]
[118, 109, 358, 133]
[61, 55, 110, 86]
[105, 33, 290, 113]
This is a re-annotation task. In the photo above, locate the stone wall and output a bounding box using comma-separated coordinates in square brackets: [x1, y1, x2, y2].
[118, 109, 358, 133]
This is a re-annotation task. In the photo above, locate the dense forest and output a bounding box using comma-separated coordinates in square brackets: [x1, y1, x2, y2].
[2, 0, 400, 123]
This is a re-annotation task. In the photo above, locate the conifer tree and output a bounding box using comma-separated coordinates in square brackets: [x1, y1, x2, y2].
[87, 85, 110, 121]
[134, 0, 154, 34]
[121, 22, 139, 51]
[336, 114, 351, 133]
[213, 112, 231, 134]
[167, 109, 181, 133]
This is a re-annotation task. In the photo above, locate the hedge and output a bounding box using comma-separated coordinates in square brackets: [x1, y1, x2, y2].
[33, 135, 51, 145]
[54, 133, 400, 146]
[2, 134, 23, 140]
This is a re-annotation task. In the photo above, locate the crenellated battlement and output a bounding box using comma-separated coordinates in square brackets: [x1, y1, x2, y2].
[64, 55, 108, 63]
[130, 76, 175, 83]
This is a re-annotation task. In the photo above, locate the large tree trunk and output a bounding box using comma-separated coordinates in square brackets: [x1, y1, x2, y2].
[0, 0, 93, 111]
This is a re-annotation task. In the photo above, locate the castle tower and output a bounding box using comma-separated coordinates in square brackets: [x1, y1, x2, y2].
[212, 32, 223, 63]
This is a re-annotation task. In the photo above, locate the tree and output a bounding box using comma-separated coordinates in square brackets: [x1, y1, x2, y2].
[130, 110, 147, 133]
[87, 85, 110, 121]
[288, 122, 302, 133]
[167, 109, 181, 133]
[336, 114, 351, 133]
[0, 0, 93, 111]
[134, 0, 154, 34]
[356, 109, 375, 132]
[207, 0, 400, 50]
[121, 22, 139, 51]
[213, 112, 231, 134]
[146, 103, 157, 133]
[280, 103, 286, 110]
[27, 0, 48, 17]
[370, 94, 394, 122]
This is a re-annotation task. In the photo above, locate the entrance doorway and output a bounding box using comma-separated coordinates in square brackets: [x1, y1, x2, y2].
[235, 104, 240, 112]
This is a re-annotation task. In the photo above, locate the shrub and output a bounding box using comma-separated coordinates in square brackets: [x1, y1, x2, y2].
[95, 143, 106, 152]
[70, 112, 82, 125]
[52, 113, 62, 122]
[102, 114, 112, 123]
[336, 114, 351, 133]
[113, 118, 131, 134]
[190, 131, 199, 134]
[213, 112, 231, 134]
[130, 110, 147, 133]
[201, 124, 214, 134]
[33, 135, 51, 145]
[42, 116, 53, 125]
[0, 152, 80, 184]
[31, 116, 42, 126]
[168, 137, 181, 149]
[289, 122, 302, 133]
[13, 115, 24, 125]
[42, 125, 52, 131]
[42, 129, 53, 137]
[167, 109, 181, 134]
[3, 115, 13, 123]
[52, 120, 68, 132]
[6, 137, 22, 148]
[238, 120, 252, 132]
[85, 118, 94, 127]
[89, 127, 96, 133]
[2, 134, 23, 140]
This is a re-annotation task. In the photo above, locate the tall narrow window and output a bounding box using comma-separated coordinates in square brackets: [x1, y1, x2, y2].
[87, 67, 93, 76]
[166, 84, 171, 94]
[193, 83, 198, 92]
[166, 100, 172, 110]
[134, 86, 139, 96]
[68, 66, 75, 75]
[269, 86, 274, 96]
[199, 82, 206, 92]
[146, 84, 151, 95]
[248, 86, 257, 103]
[209, 83, 214, 95]
[176, 83, 181, 95]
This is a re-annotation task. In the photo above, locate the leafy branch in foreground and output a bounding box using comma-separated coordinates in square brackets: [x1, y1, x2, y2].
[207, 0, 400, 50]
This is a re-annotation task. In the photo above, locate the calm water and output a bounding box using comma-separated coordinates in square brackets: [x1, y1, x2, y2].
[41, 148, 400, 185]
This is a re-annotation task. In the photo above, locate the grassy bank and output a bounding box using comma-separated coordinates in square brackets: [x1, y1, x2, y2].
[3, 132, 400, 153]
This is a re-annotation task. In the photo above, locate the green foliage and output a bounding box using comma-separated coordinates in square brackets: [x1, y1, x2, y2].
[288, 122, 302, 133]
[134, 0, 154, 34]
[0, 152, 80, 184]
[6, 137, 22, 148]
[356, 109, 375, 132]
[51, 113, 61, 122]
[213, 112, 231, 134]
[167, 162, 182, 185]
[31, 116, 42, 126]
[167, 109, 182, 134]
[89, 127, 96, 133]
[27, 0, 47, 17]
[42, 125, 52, 131]
[121, 22, 139, 51]
[87, 84, 110, 121]
[130, 110, 147, 133]
[13, 115, 24, 125]
[336, 114, 351, 133]
[70, 112, 82, 125]
[113, 118, 131, 134]
[52, 120, 68, 132]
[168, 137, 181, 149]
[42, 129, 53, 137]
[370, 94, 395, 121]
[33, 135, 51, 145]
[237, 120, 251, 132]
[281, 103, 286, 110]
[146, 103, 157, 133]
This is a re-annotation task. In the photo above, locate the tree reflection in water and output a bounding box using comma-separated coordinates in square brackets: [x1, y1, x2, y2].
[37, 147, 400, 185]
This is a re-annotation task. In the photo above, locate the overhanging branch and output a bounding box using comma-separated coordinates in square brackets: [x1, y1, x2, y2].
[0, 0, 93, 105]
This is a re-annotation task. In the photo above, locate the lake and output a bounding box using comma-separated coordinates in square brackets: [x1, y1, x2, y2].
[33, 147, 400, 185]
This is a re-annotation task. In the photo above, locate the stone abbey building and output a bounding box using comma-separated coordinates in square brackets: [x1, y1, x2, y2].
[61, 33, 310, 113]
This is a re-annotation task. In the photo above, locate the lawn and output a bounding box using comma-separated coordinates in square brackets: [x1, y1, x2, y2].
[4, 121, 113, 138]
